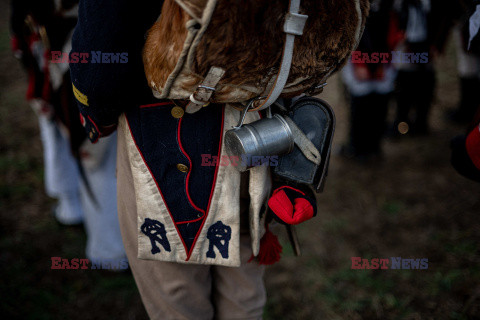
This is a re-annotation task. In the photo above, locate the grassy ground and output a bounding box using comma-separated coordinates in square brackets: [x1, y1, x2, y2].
[1, 1, 479, 319]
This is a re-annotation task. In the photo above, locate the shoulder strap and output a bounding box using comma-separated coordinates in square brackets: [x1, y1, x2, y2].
[250, 0, 308, 111]
[186, 0, 308, 114]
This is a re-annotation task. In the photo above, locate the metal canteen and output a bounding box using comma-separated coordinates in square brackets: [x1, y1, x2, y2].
[225, 105, 295, 172]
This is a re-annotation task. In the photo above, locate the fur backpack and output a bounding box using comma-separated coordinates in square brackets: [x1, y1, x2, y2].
[143, 0, 369, 112]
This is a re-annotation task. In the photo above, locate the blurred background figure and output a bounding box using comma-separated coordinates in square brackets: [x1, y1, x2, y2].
[448, 1, 480, 124]
[391, 0, 452, 136]
[10, 0, 126, 266]
[451, 1, 480, 183]
[341, 0, 397, 161]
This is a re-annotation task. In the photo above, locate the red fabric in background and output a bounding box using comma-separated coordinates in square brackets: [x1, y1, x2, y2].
[466, 124, 480, 170]
[11, 36, 20, 52]
[387, 12, 405, 51]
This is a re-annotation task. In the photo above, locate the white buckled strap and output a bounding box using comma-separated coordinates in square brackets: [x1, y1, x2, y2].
[185, 0, 307, 114]
[186, 66, 225, 114]
[252, 0, 308, 111]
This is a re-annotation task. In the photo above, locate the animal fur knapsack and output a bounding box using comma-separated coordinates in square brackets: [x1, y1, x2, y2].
[143, 0, 369, 112]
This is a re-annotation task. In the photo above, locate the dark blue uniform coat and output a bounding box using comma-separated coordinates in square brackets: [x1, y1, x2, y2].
[70, 0, 271, 266]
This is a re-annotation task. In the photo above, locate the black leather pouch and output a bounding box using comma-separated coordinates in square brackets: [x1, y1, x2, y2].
[274, 97, 335, 192]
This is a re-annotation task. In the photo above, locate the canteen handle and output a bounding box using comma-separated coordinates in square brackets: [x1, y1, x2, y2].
[233, 100, 255, 129]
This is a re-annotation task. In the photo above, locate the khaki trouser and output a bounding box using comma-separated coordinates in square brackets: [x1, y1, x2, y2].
[116, 128, 266, 320]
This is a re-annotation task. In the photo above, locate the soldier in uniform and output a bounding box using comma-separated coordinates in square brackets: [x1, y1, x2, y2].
[341, 0, 398, 161]
[69, 1, 268, 318]
[391, 0, 453, 136]
[11, 0, 126, 267]
[69, 0, 368, 318]
[451, 1, 480, 182]
[448, 0, 480, 124]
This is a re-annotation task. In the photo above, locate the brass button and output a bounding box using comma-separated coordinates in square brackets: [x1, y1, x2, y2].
[171, 106, 184, 119]
[176, 163, 189, 173]
[89, 132, 94, 139]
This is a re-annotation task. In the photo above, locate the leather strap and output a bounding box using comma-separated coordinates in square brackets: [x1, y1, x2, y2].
[186, 66, 225, 114]
[250, 0, 308, 112]
[186, 0, 307, 114]
[284, 116, 321, 165]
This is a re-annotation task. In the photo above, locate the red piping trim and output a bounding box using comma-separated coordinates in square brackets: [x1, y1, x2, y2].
[87, 115, 100, 143]
[125, 115, 189, 255]
[177, 117, 206, 215]
[79, 113, 86, 126]
[87, 115, 99, 132]
[185, 108, 225, 261]
[139, 102, 174, 108]
[175, 216, 204, 225]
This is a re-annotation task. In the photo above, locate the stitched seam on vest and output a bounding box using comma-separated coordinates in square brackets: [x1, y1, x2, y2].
[177, 117, 206, 214]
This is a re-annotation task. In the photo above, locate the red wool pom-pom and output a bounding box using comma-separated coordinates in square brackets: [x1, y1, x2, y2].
[249, 228, 282, 265]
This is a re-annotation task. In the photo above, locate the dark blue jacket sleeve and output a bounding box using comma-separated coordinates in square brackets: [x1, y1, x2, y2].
[70, 0, 163, 142]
